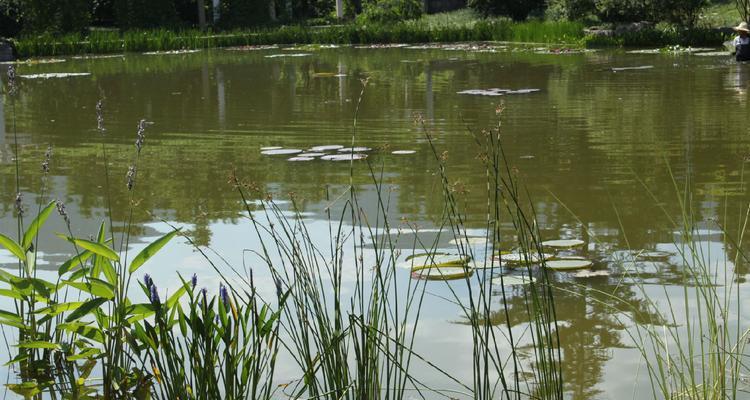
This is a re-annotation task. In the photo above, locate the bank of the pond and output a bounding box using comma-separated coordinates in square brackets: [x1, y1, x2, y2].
[8, 19, 730, 58]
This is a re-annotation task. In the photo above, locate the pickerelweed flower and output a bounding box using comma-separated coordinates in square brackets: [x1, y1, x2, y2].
[41, 146, 52, 174]
[56, 200, 70, 227]
[219, 283, 229, 307]
[149, 284, 160, 305]
[191, 273, 197, 289]
[144, 274, 153, 290]
[14, 192, 23, 217]
[126, 165, 136, 191]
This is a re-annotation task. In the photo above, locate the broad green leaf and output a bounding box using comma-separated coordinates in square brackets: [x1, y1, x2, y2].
[64, 279, 115, 300]
[58, 235, 119, 262]
[68, 348, 101, 361]
[65, 298, 108, 323]
[0, 233, 25, 262]
[17, 341, 59, 350]
[11, 277, 54, 299]
[22, 201, 56, 250]
[129, 229, 179, 273]
[35, 302, 85, 317]
[57, 322, 105, 343]
[58, 251, 93, 276]
[166, 283, 187, 309]
[0, 289, 23, 301]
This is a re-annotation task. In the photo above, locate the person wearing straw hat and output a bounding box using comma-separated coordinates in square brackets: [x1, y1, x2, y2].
[733, 22, 750, 61]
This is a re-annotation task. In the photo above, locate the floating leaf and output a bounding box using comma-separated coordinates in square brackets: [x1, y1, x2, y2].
[495, 252, 554, 265]
[309, 145, 343, 151]
[288, 157, 315, 162]
[545, 259, 593, 271]
[541, 239, 585, 248]
[260, 146, 283, 151]
[411, 265, 473, 281]
[143, 50, 200, 55]
[573, 269, 610, 278]
[321, 154, 368, 161]
[636, 251, 672, 261]
[400, 253, 469, 269]
[338, 147, 372, 153]
[449, 237, 489, 246]
[264, 53, 312, 58]
[611, 65, 654, 72]
[391, 150, 416, 155]
[297, 152, 327, 157]
[261, 148, 302, 155]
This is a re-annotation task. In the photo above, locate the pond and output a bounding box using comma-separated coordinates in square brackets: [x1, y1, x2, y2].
[1, 45, 749, 399]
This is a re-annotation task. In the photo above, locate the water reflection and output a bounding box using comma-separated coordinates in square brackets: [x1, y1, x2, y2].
[1, 47, 750, 398]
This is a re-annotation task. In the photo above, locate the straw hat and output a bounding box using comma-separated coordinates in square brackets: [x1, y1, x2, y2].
[735, 22, 750, 33]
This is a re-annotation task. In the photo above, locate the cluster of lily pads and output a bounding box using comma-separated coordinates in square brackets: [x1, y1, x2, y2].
[399, 236, 677, 285]
[260, 145, 416, 162]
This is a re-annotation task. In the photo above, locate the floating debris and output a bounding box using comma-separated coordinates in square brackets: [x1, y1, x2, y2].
[19, 72, 91, 79]
[354, 44, 409, 49]
[264, 53, 312, 58]
[321, 154, 368, 161]
[297, 152, 327, 157]
[309, 145, 344, 152]
[338, 147, 372, 153]
[457, 88, 541, 96]
[1, 58, 66, 65]
[542, 239, 584, 249]
[143, 50, 200, 55]
[492, 275, 536, 285]
[261, 148, 303, 155]
[288, 156, 315, 162]
[611, 65, 654, 72]
[573, 269, 610, 278]
[392, 150, 417, 155]
[71, 54, 125, 60]
[225, 45, 278, 51]
[545, 258, 593, 271]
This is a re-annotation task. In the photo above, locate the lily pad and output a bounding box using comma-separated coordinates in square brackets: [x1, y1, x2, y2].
[261, 148, 303, 155]
[411, 265, 473, 281]
[321, 154, 368, 161]
[392, 150, 416, 155]
[492, 275, 536, 285]
[19, 73, 91, 79]
[636, 251, 672, 261]
[225, 45, 279, 51]
[457, 88, 540, 96]
[297, 152, 327, 157]
[260, 146, 283, 151]
[71, 54, 125, 60]
[310, 145, 344, 152]
[1, 58, 66, 65]
[400, 253, 469, 269]
[611, 65, 654, 72]
[545, 259, 593, 271]
[494, 252, 554, 265]
[312, 72, 337, 78]
[694, 51, 729, 57]
[288, 157, 315, 162]
[573, 269, 610, 278]
[338, 147, 372, 153]
[541, 239, 584, 248]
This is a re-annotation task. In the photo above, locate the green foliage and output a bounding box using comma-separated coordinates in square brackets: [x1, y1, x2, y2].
[356, 0, 422, 24]
[0, 0, 22, 37]
[218, 0, 273, 28]
[20, 0, 92, 34]
[468, 0, 546, 20]
[113, 0, 179, 29]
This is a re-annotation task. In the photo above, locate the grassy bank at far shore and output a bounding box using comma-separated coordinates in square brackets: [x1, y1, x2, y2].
[10, 18, 730, 58]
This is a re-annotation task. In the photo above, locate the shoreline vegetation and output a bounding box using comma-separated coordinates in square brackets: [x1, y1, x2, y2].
[7, 20, 731, 59]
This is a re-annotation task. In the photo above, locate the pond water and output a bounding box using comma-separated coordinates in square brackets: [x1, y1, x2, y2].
[1, 45, 750, 399]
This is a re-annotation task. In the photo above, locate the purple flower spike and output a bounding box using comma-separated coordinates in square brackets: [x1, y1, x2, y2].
[144, 274, 153, 289]
[191, 273, 198, 289]
[219, 283, 229, 307]
[149, 284, 160, 305]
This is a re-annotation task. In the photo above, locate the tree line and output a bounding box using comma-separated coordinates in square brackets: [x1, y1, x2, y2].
[0, 0, 745, 37]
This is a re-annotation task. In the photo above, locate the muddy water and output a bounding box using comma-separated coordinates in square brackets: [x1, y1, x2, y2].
[1, 45, 749, 399]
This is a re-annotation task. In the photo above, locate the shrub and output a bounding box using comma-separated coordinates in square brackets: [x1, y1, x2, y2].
[469, 0, 546, 20]
[0, 0, 22, 37]
[218, 0, 273, 28]
[20, 0, 92, 34]
[356, 0, 422, 24]
[113, 0, 179, 29]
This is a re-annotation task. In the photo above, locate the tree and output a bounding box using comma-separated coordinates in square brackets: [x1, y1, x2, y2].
[657, 0, 706, 27]
[738, 0, 750, 23]
[21, 0, 92, 34]
[469, 0, 545, 20]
